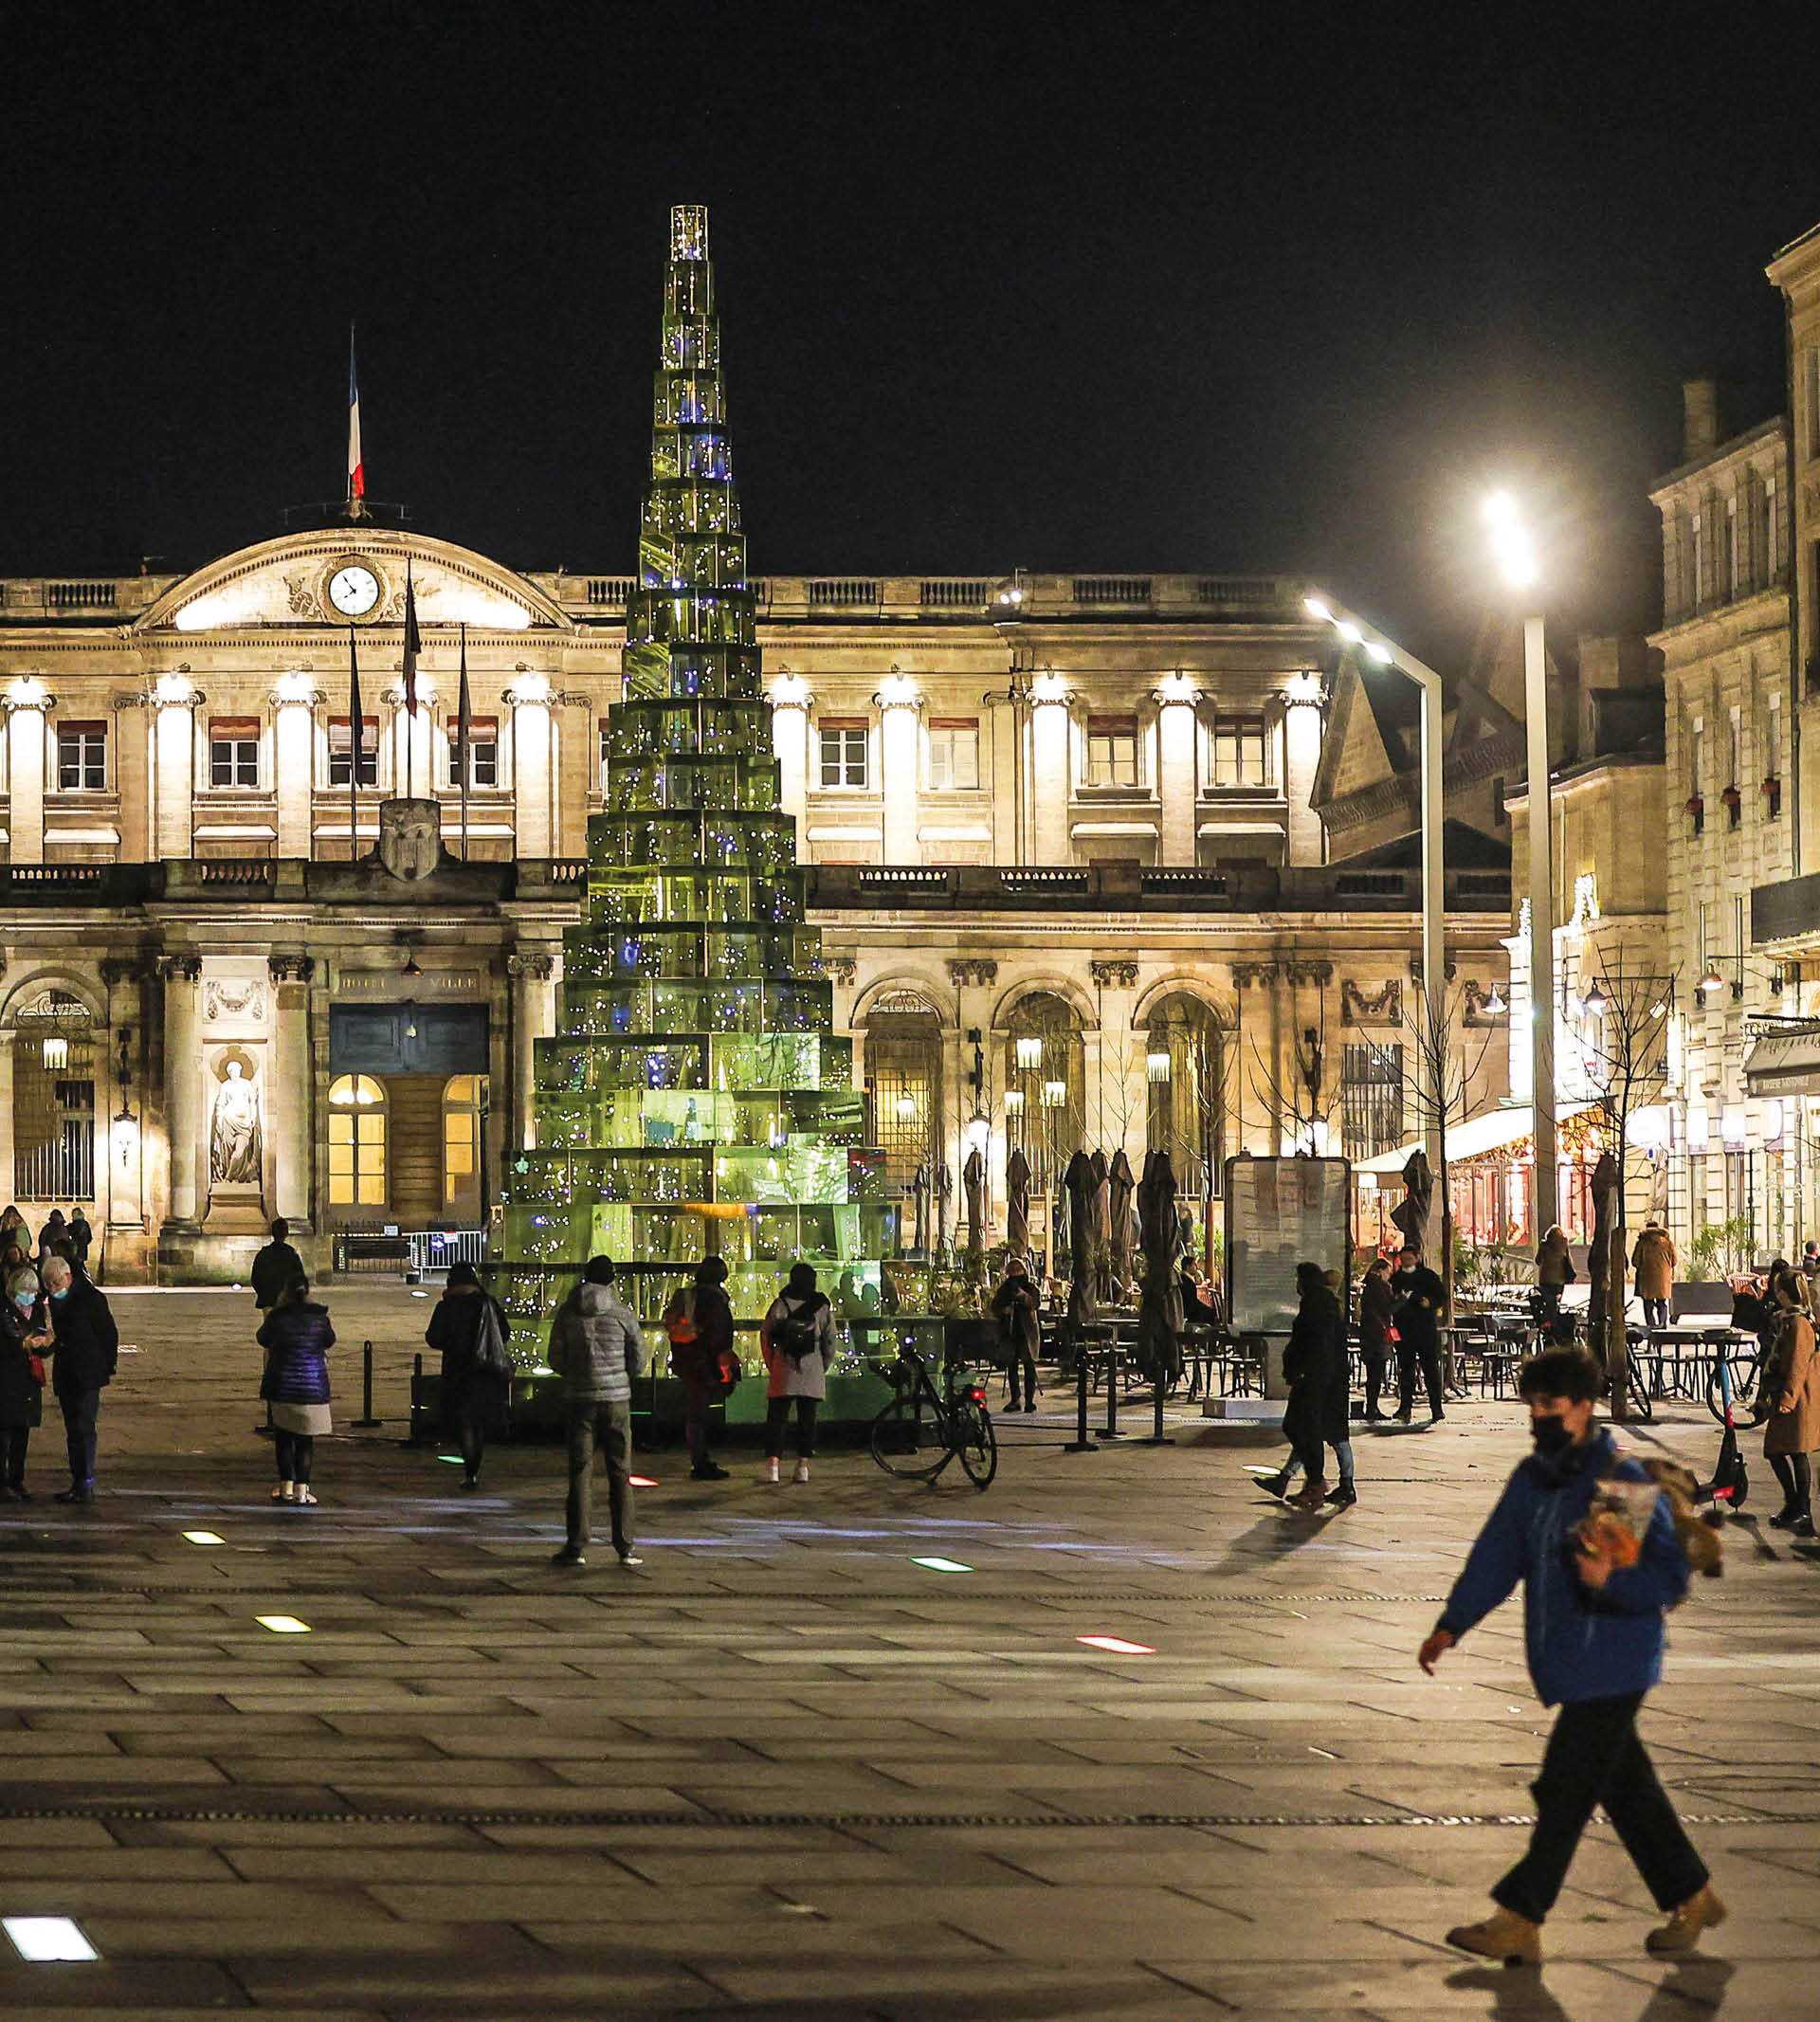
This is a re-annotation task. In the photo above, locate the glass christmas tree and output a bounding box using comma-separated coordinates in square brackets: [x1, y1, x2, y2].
[489, 205, 915, 1421]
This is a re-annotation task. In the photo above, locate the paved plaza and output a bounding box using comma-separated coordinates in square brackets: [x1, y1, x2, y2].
[0, 1284, 1816, 2019]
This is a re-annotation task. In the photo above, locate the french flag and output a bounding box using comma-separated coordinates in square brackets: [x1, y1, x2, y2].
[347, 328, 365, 501]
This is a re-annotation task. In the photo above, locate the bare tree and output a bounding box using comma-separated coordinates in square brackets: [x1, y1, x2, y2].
[1571, 951, 1675, 1421]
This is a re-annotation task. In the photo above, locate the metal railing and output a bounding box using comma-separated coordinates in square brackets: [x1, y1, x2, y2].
[16, 1133, 95, 1203]
[405, 1229, 486, 1272]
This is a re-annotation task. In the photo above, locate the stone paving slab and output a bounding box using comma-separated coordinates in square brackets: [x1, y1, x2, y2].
[0, 1284, 1816, 2017]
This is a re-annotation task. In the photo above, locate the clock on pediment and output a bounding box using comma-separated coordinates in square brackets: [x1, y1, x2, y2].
[323, 559, 384, 619]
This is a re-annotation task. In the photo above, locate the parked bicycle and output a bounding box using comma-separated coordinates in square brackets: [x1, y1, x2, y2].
[869, 1338, 997, 1489]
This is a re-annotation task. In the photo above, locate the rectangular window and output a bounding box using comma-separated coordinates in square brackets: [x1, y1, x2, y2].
[1211, 717, 1268, 788]
[1807, 347, 1820, 463]
[598, 720, 610, 791]
[1084, 716, 1139, 788]
[818, 721, 867, 790]
[448, 716, 499, 788]
[1725, 495, 1738, 602]
[209, 717, 260, 790]
[328, 716, 378, 787]
[1690, 512, 1704, 607]
[926, 719, 979, 791]
[56, 721, 106, 792]
[1342, 1042, 1404, 1159]
[1687, 1152, 1707, 1237]
[1767, 698, 1782, 808]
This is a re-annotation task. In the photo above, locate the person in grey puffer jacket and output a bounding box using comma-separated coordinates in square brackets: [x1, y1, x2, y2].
[548, 1255, 646, 1569]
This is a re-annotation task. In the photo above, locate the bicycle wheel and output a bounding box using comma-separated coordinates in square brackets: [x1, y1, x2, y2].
[1624, 1361, 1653, 1423]
[869, 1395, 947, 1479]
[956, 1399, 998, 1490]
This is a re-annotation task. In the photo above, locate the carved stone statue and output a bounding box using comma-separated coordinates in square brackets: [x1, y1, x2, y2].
[378, 796, 442, 882]
[209, 1059, 262, 1186]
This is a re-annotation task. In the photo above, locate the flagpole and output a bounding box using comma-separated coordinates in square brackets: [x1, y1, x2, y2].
[459, 624, 471, 864]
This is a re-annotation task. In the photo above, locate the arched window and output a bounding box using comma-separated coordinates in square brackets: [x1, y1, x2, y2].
[864, 991, 942, 1196]
[442, 1073, 487, 1222]
[1145, 993, 1223, 1199]
[13, 989, 96, 1202]
[328, 1074, 387, 1210]
[1003, 991, 1084, 1198]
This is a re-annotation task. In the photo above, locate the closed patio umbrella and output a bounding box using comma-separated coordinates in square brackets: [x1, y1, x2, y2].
[1006, 1147, 1031, 1262]
[1137, 1149, 1184, 1386]
[1062, 1149, 1099, 1340]
[1108, 1148, 1137, 1291]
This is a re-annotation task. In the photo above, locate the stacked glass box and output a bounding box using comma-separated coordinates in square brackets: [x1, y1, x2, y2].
[488, 205, 920, 1397]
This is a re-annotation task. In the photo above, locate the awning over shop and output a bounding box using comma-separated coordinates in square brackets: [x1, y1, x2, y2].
[1744, 1024, 1820, 1096]
[1354, 1102, 1598, 1175]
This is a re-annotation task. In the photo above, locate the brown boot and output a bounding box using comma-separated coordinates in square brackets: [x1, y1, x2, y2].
[1287, 1477, 1329, 1511]
[1646, 1884, 1727, 1956]
[1445, 1906, 1542, 1967]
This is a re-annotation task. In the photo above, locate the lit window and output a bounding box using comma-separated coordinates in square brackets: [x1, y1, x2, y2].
[328, 718, 378, 787]
[927, 720, 979, 791]
[1212, 719, 1268, 788]
[209, 718, 260, 789]
[56, 722, 106, 792]
[1084, 718, 1138, 788]
[327, 1073, 387, 1207]
[448, 717, 499, 789]
[599, 720, 611, 791]
[819, 723, 867, 790]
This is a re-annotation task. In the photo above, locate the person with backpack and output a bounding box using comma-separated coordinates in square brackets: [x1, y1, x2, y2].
[548, 1256, 645, 1569]
[256, 1276, 335, 1507]
[426, 1261, 514, 1490]
[664, 1255, 736, 1482]
[761, 1261, 836, 1485]
[1536, 1224, 1575, 1323]
[1419, 1344, 1721, 1966]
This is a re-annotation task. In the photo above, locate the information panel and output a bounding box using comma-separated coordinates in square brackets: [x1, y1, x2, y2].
[1224, 1155, 1352, 1334]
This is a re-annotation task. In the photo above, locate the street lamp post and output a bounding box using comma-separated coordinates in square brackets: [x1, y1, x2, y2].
[1483, 494, 1557, 1252]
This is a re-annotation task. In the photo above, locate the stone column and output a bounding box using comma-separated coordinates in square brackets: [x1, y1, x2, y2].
[770, 674, 811, 832]
[947, 960, 998, 1242]
[271, 677, 320, 859]
[153, 674, 202, 861]
[3, 679, 51, 864]
[1154, 677, 1199, 866]
[1090, 959, 1143, 1168]
[508, 674, 554, 860]
[158, 956, 203, 1234]
[1030, 677, 1072, 864]
[875, 671, 921, 864]
[100, 958, 148, 1245]
[268, 955, 315, 1227]
[507, 951, 556, 1151]
[1281, 676, 1326, 865]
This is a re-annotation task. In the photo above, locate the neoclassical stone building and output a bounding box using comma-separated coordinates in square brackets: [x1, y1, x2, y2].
[0, 530, 1512, 1281]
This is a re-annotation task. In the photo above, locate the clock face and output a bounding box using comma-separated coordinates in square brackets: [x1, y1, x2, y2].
[327, 563, 381, 617]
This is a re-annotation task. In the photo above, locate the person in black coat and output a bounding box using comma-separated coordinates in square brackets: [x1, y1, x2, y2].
[257, 1277, 335, 1505]
[41, 1254, 118, 1504]
[1392, 1241, 1448, 1424]
[664, 1256, 737, 1480]
[250, 1219, 305, 1312]
[1264, 1261, 1356, 1511]
[426, 1261, 512, 1489]
[1356, 1255, 1398, 1422]
[0, 1275, 50, 1499]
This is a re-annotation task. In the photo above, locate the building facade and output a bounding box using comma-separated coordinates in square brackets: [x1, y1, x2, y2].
[0, 537, 1511, 1281]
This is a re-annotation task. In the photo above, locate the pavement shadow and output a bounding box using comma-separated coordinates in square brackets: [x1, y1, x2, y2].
[1205, 1504, 1338, 1577]
[1629, 1957, 1736, 2016]
[1445, 1957, 1738, 2020]
[1446, 1963, 1573, 2020]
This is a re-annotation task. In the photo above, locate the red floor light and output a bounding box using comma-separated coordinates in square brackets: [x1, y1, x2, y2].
[1077, 1634, 1156, 1656]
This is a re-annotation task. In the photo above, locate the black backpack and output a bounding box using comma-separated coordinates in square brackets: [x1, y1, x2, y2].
[774, 1295, 825, 1363]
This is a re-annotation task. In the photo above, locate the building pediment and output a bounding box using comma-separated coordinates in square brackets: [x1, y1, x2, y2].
[132, 527, 573, 636]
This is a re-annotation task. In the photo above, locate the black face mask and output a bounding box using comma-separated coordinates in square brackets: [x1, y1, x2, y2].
[1530, 1413, 1574, 1456]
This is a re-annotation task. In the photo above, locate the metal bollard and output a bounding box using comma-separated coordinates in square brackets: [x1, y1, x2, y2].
[408, 1351, 425, 1446]
[1064, 1344, 1099, 1453]
[1137, 1356, 1174, 1446]
[1101, 1345, 1124, 1439]
[352, 1339, 382, 1429]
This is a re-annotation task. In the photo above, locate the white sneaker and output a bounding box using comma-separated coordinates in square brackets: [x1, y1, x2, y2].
[792, 1459, 810, 1485]
[765, 1457, 780, 1484]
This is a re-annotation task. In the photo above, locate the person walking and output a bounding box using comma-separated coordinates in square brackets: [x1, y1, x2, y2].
[663, 1256, 736, 1481]
[991, 1256, 1041, 1412]
[426, 1261, 512, 1489]
[548, 1256, 644, 1569]
[1762, 1264, 1817, 1538]
[67, 1208, 93, 1272]
[250, 1219, 304, 1314]
[1392, 1241, 1447, 1424]
[256, 1276, 334, 1506]
[1633, 1221, 1675, 1332]
[1536, 1224, 1574, 1324]
[1356, 1253, 1397, 1422]
[42, 1253, 117, 1504]
[761, 1262, 836, 1485]
[0, 1266, 49, 1500]
[33, 1210, 67, 1268]
[1419, 1345, 1721, 1966]
[1262, 1260, 1355, 1509]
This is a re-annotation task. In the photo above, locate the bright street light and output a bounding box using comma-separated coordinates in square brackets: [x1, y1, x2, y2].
[1484, 490, 1539, 590]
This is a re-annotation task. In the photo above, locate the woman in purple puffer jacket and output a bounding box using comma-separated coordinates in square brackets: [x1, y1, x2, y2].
[257, 1277, 334, 1508]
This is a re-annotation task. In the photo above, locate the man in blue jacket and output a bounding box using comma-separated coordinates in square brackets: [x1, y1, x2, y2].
[1418, 1346, 1722, 1966]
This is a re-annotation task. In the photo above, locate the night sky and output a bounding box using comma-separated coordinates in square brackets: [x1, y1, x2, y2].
[3, 4, 1812, 667]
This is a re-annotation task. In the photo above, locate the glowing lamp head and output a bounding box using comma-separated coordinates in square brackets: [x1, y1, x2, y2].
[1146, 1048, 1172, 1084]
[1484, 491, 1539, 590]
[1697, 965, 1726, 1000]
[1336, 620, 1362, 645]
[1302, 595, 1332, 623]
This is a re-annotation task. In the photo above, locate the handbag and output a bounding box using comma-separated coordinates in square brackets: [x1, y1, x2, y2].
[27, 1352, 46, 1387]
[717, 1348, 743, 1394]
[473, 1300, 515, 1381]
